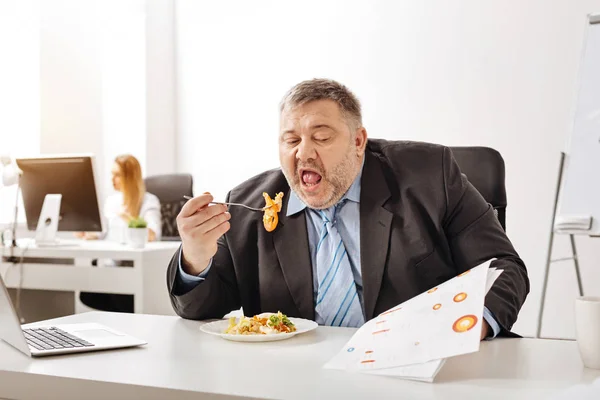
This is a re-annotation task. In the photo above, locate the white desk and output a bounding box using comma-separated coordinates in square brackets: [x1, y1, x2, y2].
[1, 312, 598, 400]
[0, 240, 180, 315]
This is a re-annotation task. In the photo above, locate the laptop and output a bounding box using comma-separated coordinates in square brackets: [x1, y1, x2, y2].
[0, 275, 147, 357]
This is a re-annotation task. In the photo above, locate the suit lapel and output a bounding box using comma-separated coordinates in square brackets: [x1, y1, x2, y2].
[273, 193, 315, 320]
[360, 152, 393, 320]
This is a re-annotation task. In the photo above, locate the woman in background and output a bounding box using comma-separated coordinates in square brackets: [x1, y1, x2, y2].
[79, 154, 162, 312]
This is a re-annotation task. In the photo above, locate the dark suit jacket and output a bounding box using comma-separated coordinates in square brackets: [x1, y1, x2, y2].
[167, 139, 530, 336]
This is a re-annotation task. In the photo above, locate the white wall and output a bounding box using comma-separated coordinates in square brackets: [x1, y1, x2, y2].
[0, 0, 40, 224]
[145, 0, 177, 176]
[175, 0, 600, 338]
[40, 0, 106, 195]
[1, 0, 178, 323]
[1, 0, 176, 227]
[98, 0, 147, 190]
[40, 0, 153, 204]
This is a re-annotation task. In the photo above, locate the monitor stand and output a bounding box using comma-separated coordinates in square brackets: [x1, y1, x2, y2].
[35, 194, 62, 247]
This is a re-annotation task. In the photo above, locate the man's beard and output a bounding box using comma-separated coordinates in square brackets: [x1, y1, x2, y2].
[283, 152, 358, 210]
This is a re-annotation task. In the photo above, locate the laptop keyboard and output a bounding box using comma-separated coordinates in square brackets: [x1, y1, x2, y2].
[23, 327, 95, 351]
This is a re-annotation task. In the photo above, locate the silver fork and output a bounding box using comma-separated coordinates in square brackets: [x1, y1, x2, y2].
[183, 195, 266, 212]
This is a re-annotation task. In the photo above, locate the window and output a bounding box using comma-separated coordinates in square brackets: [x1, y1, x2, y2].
[0, 0, 40, 225]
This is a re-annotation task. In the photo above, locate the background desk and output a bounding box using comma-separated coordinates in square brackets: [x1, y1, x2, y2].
[1, 312, 598, 400]
[0, 240, 180, 316]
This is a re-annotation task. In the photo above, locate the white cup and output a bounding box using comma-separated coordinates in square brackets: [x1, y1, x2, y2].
[575, 296, 600, 369]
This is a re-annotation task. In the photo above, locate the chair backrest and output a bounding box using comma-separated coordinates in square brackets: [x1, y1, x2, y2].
[144, 173, 193, 241]
[449, 147, 507, 231]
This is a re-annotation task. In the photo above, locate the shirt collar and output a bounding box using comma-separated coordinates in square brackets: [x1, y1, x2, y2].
[286, 158, 364, 217]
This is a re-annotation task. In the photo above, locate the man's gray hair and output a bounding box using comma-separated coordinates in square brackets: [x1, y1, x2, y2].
[279, 79, 362, 130]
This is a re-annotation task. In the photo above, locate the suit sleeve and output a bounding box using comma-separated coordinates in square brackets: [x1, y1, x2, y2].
[441, 146, 530, 335]
[166, 192, 241, 320]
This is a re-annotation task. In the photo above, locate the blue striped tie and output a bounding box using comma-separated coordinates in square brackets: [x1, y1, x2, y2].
[315, 206, 364, 328]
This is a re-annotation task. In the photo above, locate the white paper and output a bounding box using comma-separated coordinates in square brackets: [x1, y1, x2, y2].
[485, 267, 503, 295]
[363, 359, 445, 382]
[324, 259, 502, 382]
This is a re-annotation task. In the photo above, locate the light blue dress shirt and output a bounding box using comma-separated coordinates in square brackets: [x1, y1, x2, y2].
[177, 250, 210, 287]
[290, 166, 365, 323]
[176, 166, 501, 338]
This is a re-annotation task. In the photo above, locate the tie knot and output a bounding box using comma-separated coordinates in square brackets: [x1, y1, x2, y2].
[319, 208, 335, 223]
[319, 199, 347, 223]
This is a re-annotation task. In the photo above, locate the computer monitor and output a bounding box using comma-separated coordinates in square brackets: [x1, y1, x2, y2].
[15, 154, 104, 235]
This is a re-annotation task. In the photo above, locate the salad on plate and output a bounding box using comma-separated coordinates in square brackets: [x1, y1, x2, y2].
[224, 311, 297, 335]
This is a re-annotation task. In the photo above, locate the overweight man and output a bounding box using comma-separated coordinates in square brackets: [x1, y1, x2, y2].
[166, 79, 530, 339]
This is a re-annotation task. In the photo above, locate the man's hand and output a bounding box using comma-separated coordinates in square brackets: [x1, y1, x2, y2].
[480, 320, 491, 340]
[177, 193, 231, 276]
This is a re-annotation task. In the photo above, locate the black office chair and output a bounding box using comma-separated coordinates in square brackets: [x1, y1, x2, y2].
[144, 173, 194, 241]
[450, 147, 507, 231]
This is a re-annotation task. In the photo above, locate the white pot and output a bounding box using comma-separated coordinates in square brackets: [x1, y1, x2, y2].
[127, 227, 147, 248]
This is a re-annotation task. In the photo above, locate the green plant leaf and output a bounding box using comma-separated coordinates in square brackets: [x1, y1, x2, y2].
[128, 216, 147, 228]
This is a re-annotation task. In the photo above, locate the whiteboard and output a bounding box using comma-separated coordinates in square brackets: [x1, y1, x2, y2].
[557, 14, 600, 235]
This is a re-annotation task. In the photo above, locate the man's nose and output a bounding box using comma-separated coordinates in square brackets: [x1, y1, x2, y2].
[296, 140, 316, 162]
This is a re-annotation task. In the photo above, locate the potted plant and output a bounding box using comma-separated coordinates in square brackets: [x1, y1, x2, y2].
[127, 216, 148, 248]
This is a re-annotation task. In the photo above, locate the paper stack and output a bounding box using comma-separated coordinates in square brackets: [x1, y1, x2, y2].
[324, 260, 502, 382]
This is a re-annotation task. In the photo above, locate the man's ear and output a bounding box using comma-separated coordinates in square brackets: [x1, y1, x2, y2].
[355, 127, 368, 156]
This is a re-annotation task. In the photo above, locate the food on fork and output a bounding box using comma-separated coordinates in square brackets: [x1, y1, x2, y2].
[225, 311, 297, 335]
[262, 192, 284, 232]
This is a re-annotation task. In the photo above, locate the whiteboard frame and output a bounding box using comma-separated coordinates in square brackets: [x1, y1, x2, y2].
[555, 13, 600, 235]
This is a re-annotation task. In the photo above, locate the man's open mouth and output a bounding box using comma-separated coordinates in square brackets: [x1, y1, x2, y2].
[300, 168, 322, 189]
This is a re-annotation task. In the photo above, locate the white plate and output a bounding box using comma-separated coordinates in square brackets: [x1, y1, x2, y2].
[200, 317, 318, 342]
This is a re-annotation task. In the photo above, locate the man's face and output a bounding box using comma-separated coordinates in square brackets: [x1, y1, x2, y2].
[279, 99, 367, 209]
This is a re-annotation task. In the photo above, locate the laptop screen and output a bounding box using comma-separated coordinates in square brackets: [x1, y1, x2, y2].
[0, 275, 31, 356]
